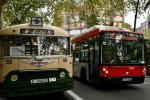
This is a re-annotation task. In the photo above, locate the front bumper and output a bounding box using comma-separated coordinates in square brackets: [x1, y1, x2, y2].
[0, 69, 73, 97]
[99, 76, 145, 84]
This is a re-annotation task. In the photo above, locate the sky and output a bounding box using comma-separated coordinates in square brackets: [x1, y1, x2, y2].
[124, 11, 148, 28]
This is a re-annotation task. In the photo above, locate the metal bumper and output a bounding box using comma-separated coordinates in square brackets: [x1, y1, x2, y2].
[99, 76, 145, 84]
[0, 69, 73, 97]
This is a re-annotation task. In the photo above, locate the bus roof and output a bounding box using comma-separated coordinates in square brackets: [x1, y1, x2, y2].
[72, 25, 142, 43]
[87, 25, 131, 32]
[0, 23, 69, 36]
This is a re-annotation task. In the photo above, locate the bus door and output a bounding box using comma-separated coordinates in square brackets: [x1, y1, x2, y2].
[89, 40, 100, 80]
[89, 41, 95, 79]
[94, 41, 100, 77]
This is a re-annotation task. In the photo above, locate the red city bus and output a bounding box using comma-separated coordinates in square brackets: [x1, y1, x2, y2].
[72, 25, 146, 84]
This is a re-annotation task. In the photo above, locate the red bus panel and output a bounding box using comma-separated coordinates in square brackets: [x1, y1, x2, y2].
[99, 66, 146, 78]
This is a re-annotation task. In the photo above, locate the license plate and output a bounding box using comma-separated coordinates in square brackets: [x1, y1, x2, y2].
[49, 77, 56, 82]
[31, 77, 56, 84]
[122, 78, 132, 81]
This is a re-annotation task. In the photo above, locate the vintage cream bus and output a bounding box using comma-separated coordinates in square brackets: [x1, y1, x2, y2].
[0, 17, 73, 99]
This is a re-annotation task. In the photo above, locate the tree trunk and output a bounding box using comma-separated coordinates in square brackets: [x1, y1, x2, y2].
[0, 4, 4, 30]
[0, 0, 7, 30]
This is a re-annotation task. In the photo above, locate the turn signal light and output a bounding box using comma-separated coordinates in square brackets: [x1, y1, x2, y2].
[143, 67, 146, 75]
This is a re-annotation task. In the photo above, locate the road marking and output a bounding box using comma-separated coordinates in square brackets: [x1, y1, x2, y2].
[66, 90, 84, 100]
[144, 82, 150, 85]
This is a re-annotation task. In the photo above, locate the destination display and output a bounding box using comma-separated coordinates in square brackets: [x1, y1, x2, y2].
[103, 32, 144, 41]
[20, 29, 54, 35]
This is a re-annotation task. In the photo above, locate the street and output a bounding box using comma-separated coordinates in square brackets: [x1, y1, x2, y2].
[72, 78, 150, 100]
[6, 77, 150, 100]
[8, 91, 75, 100]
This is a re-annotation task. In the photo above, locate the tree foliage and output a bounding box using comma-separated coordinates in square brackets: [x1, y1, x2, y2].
[77, 0, 125, 27]
[2, 0, 78, 27]
[143, 29, 150, 70]
[122, 22, 133, 31]
[144, 29, 150, 40]
[125, 0, 150, 16]
[144, 0, 150, 11]
[1, 0, 149, 29]
[52, 0, 78, 26]
[4, 0, 54, 25]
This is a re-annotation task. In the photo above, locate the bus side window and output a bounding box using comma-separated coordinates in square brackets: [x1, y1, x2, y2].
[10, 46, 25, 56]
[74, 51, 80, 62]
[80, 50, 88, 62]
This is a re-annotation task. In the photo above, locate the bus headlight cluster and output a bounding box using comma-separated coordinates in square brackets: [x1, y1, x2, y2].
[60, 71, 65, 78]
[11, 74, 18, 82]
[102, 68, 109, 74]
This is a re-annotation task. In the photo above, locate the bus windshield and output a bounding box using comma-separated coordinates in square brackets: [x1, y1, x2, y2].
[39, 36, 68, 55]
[102, 32, 144, 65]
[0, 36, 68, 56]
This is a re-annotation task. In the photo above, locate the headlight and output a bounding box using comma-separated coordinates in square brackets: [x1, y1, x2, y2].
[11, 75, 18, 82]
[60, 71, 65, 78]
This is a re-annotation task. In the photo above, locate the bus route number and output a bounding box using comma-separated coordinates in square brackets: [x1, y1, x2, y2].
[6, 59, 12, 64]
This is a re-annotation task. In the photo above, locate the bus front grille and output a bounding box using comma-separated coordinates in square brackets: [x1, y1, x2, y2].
[18, 70, 61, 81]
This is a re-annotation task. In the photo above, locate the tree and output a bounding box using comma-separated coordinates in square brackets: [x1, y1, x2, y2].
[125, 0, 145, 13]
[52, 0, 78, 27]
[2, 0, 147, 29]
[0, 0, 7, 30]
[4, 0, 54, 25]
[122, 22, 133, 31]
[144, 29, 150, 75]
[144, 0, 150, 11]
[3, 0, 78, 27]
[77, 0, 125, 27]
[144, 29, 150, 39]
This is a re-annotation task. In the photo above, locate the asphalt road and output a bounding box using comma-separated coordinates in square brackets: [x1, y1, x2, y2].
[8, 92, 74, 100]
[6, 77, 150, 100]
[72, 77, 150, 100]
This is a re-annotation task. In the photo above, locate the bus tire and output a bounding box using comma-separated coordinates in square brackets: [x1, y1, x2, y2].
[80, 67, 86, 81]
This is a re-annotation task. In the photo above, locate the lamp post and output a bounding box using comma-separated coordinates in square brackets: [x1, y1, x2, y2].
[133, 0, 140, 32]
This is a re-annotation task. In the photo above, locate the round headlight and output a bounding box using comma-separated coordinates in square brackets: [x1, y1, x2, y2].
[60, 71, 65, 78]
[11, 75, 18, 82]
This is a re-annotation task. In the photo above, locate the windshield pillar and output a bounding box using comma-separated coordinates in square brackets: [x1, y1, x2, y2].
[37, 36, 41, 56]
[67, 37, 70, 55]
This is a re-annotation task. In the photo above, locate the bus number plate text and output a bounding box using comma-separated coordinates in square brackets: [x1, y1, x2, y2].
[31, 78, 56, 84]
[122, 78, 132, 82]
